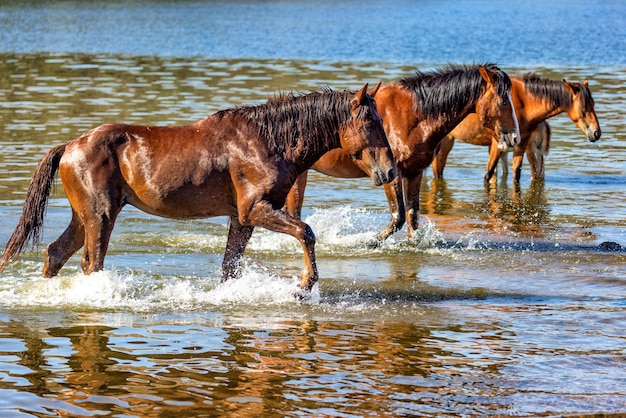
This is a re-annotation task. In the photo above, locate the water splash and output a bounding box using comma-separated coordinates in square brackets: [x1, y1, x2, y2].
[0, 262, 317, 312]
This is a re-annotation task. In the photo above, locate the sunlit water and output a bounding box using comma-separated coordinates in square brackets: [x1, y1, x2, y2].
[1, 1, 625, 416]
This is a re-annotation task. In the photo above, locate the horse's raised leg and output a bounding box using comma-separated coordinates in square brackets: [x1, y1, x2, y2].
[222, 216, 254, 282]
[283, 171, 308, 220]
[371, 173, 406, 245]
[431, 135, 454, 178]
[404, 170, 424, 240]
[246, 201, 317, 292]
[43, 211, 85, 277]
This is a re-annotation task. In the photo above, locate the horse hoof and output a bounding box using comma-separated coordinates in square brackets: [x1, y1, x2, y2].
[294, 288, 312, 301]
[366, 238, 383, 249]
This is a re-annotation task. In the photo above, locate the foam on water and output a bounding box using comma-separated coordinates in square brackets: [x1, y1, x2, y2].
[0, 262, 318, 312]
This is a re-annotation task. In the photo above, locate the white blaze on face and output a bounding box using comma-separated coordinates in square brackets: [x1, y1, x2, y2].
[497, 91, 521, 151]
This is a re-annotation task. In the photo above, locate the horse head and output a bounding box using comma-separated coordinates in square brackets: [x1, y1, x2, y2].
[563, 79, 601, 143]
[475, 65, 521, 151]
[341, 83, 397, 186]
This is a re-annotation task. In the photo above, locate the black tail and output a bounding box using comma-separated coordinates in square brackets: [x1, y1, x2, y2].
[0, 144, 66, 272]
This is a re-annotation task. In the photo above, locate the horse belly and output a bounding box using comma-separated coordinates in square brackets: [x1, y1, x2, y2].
[126, 173, 237, 220]
[451, 114, 493, 146]
[313, 149, 367, 178]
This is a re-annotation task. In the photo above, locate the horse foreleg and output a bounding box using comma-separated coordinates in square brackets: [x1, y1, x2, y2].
[43, 211, 85, 277]
[246, 201, 317, 292]
[372, 174, 405, 245]
[484, 141, 502, 182]
[222, 216, 254, 282]
[431, 135, 454, 178]
[404, 171, 423, 240]
[511, 148, 525, 183]
[283, 171, 308, 220]
[525, 145, 541, 180]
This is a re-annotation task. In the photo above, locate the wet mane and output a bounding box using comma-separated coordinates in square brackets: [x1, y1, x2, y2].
[217, 88, 370, 158]
[398, 63, 511, 120]
[513, 72, 591, 109]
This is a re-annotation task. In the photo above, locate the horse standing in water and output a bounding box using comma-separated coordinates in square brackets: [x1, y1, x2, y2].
[0, 84, 396, 293]
[431, 74, 601, 182]
[285, 64, 520, 244]
[499, 120, 551, 179]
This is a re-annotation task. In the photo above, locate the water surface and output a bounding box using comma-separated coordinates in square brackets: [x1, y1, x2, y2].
[0, 1, 625, 416]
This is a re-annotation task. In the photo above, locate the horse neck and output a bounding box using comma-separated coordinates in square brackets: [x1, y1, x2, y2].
[518, 79, 571, 124]
[288, 118, 343, 171]
[422, 99, 478, 149]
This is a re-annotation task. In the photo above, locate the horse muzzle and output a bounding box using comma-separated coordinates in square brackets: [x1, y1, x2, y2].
[497, 131, 520, 151]
[372, 165, 397, 186]
[587, 127, 601, 143]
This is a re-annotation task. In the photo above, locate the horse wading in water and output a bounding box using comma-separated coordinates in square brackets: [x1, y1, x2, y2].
[285, 64, 520, 244]
[0, 84, 396, 294]
[431, 74, 601, 182]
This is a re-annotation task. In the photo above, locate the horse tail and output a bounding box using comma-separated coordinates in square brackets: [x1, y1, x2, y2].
[0, 144, 66, 273]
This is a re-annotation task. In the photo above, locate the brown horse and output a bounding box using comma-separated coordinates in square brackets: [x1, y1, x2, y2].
[0, 84, 397, 293]
[497, 120, 551, 179]
[285, 64, 521, 243]
[431, 74, 601, 182]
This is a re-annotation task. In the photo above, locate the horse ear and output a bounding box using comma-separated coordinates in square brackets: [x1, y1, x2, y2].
[583, 79, 589, 86]
[562, 79, 577, 95]
[478, 66, 494, 86]
[368, 81, 382, 97]
[351, 83, 369, 108]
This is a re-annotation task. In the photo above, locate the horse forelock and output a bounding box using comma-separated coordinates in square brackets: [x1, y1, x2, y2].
[514, 73, 576, 109]
[222, 89, 357, 159]
[398, 64, 508, 120]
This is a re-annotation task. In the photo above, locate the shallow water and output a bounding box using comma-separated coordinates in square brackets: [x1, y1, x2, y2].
[1, 1, 626, 416]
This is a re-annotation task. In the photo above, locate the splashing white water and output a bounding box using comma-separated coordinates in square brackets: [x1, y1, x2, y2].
[0, 262, 317, 312]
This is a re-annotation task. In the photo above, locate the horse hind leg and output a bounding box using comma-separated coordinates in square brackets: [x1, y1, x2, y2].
[43, 211, 85, 277]
[431, 135, 454, 179]
[222, 217, 254, 282]
[80, 207, 122, 275]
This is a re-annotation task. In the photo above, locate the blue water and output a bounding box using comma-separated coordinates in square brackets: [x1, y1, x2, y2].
[1, 0, 625, 66]
[0, 1, 625, 416]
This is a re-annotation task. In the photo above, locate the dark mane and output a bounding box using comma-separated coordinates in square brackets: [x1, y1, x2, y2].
[398, 63, 511, 120]
[216, 88, 369, 158]
[513, 72, 592, 109]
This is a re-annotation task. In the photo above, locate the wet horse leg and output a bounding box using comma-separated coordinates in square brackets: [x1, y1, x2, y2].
[372, 173, 406, 245]
[525, 145, 541, 180]
[404, 170, 423, 240]
[222, 216, 254, 281]
[511, 147, 526, 183]
[80, 208, 121, 275]
[484, 140, 503, 182]
[43, 211, 85, 277]
[246, 201, 318, 292]
[431, 135, 455, 179]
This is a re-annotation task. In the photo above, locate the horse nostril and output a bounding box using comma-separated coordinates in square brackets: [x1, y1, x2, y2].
[594, 130, 601, 141]
[387, 167, 397, 182]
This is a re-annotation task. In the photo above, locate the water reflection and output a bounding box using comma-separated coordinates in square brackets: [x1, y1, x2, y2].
[0, 318, 465, 416]
[1, 52, 626, 416]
